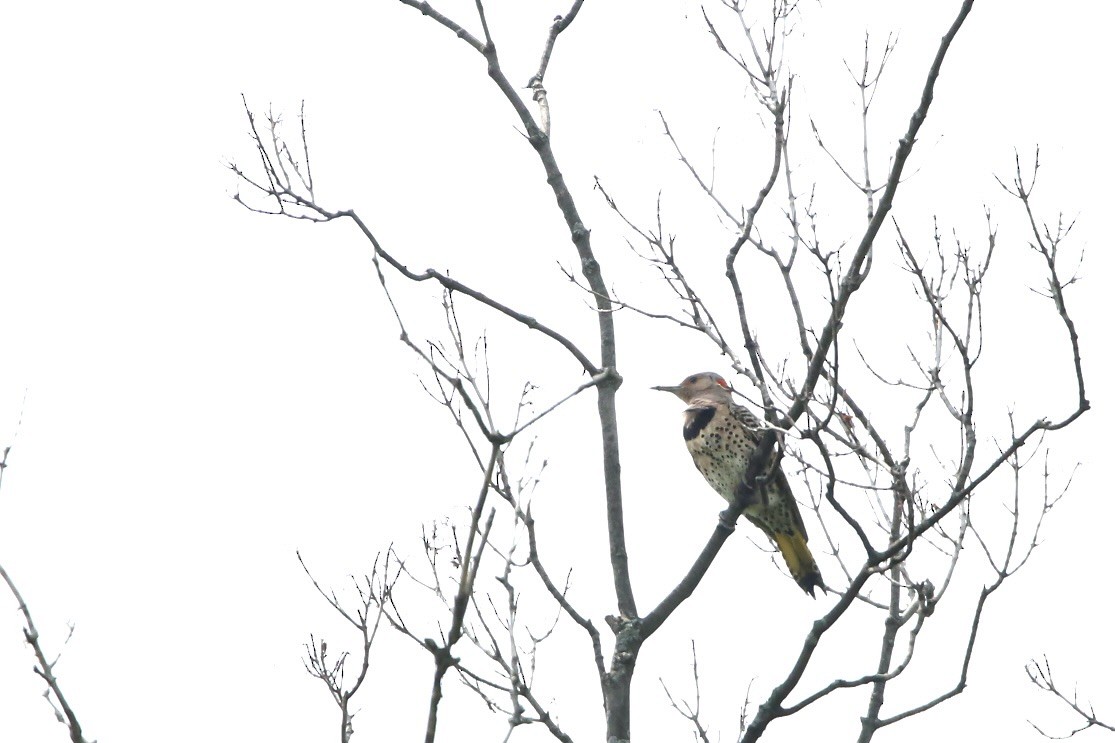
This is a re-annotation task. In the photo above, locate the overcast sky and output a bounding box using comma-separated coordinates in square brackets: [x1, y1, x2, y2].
[2, 2, 1113, 742]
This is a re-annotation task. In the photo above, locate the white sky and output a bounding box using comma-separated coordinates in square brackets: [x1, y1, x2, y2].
[1, 1, 1112, 741]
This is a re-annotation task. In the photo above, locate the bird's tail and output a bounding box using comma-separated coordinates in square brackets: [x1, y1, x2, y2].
[772, 532, 826, 598]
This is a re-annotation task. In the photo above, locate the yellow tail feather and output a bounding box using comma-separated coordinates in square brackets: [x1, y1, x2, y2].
[772, 531, 825, 598]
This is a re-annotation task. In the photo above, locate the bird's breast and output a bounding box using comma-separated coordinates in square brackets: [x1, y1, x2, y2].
[684, 415, 754, 502]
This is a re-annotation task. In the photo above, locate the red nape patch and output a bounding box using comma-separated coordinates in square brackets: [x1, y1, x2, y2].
[716, 376, 729, 389]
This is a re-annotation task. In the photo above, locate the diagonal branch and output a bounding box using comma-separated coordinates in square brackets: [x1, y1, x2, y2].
[0, 562, 90, 743]
[0, 446, 90, 743]
[784, 0, 975, 427]
[424, 447, 500, 743]
[1026, 656, 1115, 739]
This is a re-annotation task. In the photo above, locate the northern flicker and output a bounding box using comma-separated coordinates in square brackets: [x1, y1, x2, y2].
[653, 372, 825, 597]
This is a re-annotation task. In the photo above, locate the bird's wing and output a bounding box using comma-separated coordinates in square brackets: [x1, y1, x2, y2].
[728, 402, 811, 540]
[772, 467, 809, 541]
[727, 403, 764, 443]
[744, 512, 776, 540]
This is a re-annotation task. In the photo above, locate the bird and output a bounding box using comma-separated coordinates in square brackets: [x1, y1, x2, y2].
[653, 372, 825, 597]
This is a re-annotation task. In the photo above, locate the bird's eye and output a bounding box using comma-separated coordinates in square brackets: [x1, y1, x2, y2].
[686, 376, 697, 384]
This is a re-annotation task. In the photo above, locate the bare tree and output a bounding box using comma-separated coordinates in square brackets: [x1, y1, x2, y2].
[230, 1, 1088, 741]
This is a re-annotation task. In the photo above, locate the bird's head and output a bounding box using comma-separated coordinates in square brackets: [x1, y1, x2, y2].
[652, 372, 734, 404]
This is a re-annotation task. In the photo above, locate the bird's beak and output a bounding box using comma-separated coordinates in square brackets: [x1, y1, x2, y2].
[651, 384, 681, 394]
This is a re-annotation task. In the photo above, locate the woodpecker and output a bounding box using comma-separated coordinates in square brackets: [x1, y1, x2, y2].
[653, 372, 825, 596]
